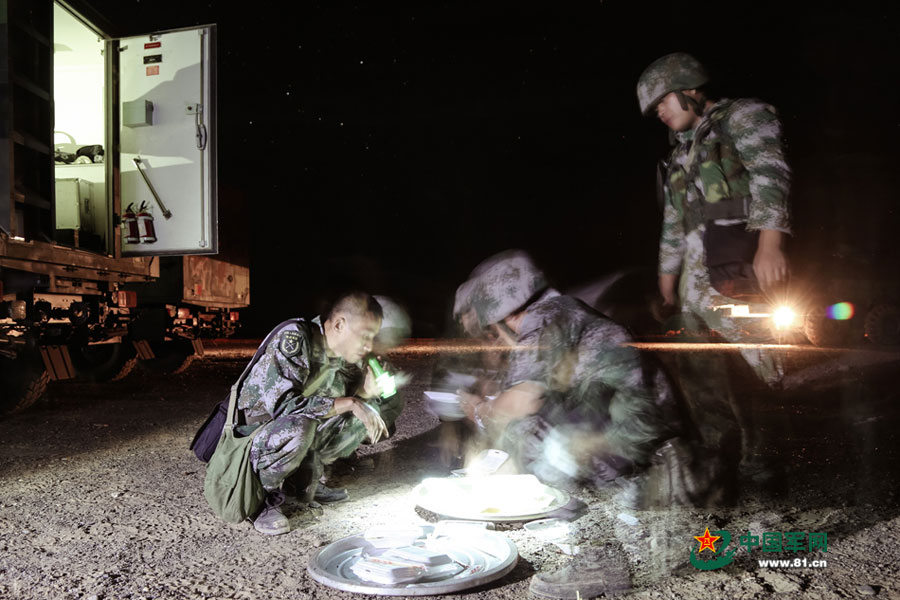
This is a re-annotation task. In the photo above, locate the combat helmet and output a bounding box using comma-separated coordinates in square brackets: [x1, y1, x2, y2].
[636, 52, 709, 115]
[456, 250, 548, 328]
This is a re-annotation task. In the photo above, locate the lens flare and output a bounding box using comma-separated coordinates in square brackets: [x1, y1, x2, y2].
[772, 306, 796, 329]
[826, 302, 855, 321]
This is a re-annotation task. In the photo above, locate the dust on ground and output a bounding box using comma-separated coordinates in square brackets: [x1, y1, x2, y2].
[1, 343, 899, 600]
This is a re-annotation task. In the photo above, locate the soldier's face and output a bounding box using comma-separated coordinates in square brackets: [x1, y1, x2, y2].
[655, 91, 702, 132]
[484, 321, 517, 347]
[459, 309, 482, 338]
[333, 313, 381, 363]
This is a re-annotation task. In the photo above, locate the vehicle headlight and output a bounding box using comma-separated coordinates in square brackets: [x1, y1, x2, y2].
[772, 306, 796, 329]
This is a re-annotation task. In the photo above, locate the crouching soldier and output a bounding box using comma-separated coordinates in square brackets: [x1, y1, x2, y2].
[454, 250, 708, 598]
[455, 251, 687, 501]
[233, 292, 393, 535]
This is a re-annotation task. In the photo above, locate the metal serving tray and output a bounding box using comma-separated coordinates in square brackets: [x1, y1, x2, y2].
[411, 474, 571, 523]
[307, 524, 518, 595]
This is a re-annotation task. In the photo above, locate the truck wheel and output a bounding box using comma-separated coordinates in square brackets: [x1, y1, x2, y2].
[69, 342, 138, 382]
[0, 356, 50, 415]
[803, 314, 854, 347]
[138, 340, 195, 374]
[864, 304, 900, 346]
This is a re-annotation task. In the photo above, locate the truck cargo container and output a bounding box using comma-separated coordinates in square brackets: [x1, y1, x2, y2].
[1, 0, 248, 413]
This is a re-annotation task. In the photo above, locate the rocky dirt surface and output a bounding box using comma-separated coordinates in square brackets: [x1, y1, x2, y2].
[1, 341, 899, 600]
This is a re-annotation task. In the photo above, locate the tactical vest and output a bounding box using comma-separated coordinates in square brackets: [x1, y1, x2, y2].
[664, 100, 752, 233]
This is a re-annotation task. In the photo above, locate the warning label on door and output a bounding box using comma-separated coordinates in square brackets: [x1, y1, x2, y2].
[145, 41, 162, 49]
[146, 65, 160, 76]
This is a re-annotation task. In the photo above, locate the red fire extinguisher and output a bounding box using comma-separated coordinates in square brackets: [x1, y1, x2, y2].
[137, 201, 157, 243]
[123, 203, 140, 244]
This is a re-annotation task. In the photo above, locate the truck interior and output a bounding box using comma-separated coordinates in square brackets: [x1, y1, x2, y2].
[53, 2, 109, 254]
[3, 0, 217, 259]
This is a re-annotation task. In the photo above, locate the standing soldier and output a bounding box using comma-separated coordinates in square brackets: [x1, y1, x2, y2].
[637, 52, 792, 489]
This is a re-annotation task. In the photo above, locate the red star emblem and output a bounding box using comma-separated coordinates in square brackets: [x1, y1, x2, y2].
[694, 527, 721, 554]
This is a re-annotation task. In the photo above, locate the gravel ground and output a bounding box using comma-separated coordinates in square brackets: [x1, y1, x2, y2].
[1, 343, 899, 600]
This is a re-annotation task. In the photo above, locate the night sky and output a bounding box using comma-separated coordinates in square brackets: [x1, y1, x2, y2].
[77, 0, 900, 337]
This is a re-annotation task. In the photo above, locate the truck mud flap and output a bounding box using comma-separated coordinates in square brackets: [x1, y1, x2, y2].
[133, 339, 155, 360]
[39, 345, 76, 381]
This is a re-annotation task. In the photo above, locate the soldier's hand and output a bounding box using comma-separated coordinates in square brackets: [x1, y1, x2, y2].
[754, 230, 789, 291]
[650, 295, 678, 323]
[360, 367, 382, 398]
[361, 364, 383, 399]
[351, 398, 389, 444]
[457, 390, 484, 422]
[658, 274, 678, 306]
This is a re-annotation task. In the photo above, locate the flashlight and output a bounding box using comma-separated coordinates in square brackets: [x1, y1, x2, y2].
[367, 356, 397, 398]
[771, 305, 796, 329]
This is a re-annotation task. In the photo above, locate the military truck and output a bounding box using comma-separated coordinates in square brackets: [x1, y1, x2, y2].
[1, 0, 249, 414]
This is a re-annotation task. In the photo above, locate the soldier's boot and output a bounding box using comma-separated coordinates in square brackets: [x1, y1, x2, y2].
[314, 461, 351, 502]
[253, 491, 290, 536]
[313, 481, 349, 503]
[529, 546, 631, 599]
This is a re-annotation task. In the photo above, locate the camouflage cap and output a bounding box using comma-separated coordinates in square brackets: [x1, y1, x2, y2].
[457, 250, 548, 328]
[636, 52, 709, 115]
[453, 248, 518, 317]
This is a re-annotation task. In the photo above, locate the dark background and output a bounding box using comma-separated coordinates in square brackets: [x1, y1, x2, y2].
[78, 0, 900, 337]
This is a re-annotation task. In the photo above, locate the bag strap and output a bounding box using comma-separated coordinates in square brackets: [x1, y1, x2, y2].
[225, 383, 241, 430]
[224, 318, 304, 429]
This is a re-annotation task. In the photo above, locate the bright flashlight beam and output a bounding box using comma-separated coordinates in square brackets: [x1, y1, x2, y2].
[376, 372, 397, 398]
[368, 356, 397, 398]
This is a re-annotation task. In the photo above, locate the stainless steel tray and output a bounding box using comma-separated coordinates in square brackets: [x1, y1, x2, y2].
[411, 474, 571, 523]
[307, 525, 518, 595]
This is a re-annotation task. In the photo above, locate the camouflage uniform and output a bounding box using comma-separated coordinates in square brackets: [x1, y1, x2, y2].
[640, 54, 792, 494]
[658, 97, 792, 385]
[498, 290, 680, 488]
[236, 318, 399, 493]
[310, 358, 405, 466]
[457, 251, 680, 492]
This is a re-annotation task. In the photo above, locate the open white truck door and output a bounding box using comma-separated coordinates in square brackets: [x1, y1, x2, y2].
[116, 25, 217, 256]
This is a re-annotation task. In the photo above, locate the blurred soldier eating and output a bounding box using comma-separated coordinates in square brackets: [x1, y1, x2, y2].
[454, 250, 689, 499]
[453, 250, 703, 598]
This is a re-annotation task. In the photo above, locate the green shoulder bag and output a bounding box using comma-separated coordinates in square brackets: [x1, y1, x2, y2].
[202, 384, 265, 524]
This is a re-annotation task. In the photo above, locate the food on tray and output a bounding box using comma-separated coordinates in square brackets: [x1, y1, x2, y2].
[363, 525, 424, 549]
